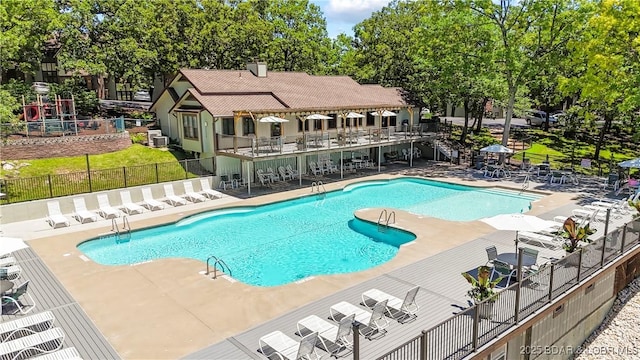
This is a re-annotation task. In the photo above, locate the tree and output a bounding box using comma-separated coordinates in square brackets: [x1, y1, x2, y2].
[559, 0, 640, 160]
[0, 0, 62, 83]
[469, 0, 585, 146]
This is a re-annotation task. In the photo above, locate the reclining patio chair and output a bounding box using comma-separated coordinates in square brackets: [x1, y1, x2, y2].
[182, 181, 206, 203]
[71, 197, 98, 224]
[258, 331, 320, 360]
[119, 190, 145, 215]
[31, 347, 82, 360]
[1, 280, 35, 315]
[141, 187, 165, 211]
[286, 165, 300, 180]
[199, 178, 224, 199]
[0, 327, 64, 359]
[0, 264, 23, 281]
[96, 194, 121, 219]
[361, 286, 420, 323]
[162, 184, 187, 207]
[329, 299, 389, 339]
[296, 314, 354, 357]
[0, 256, 16, 268]
[45, 201, 71, 229]
[0, 310, 55, 342]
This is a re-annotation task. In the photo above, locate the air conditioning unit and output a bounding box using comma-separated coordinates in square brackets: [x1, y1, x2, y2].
[147, 130, 162, 146]
[153, 136, 169, 147]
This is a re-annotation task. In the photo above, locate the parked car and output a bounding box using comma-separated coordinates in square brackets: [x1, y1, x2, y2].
[549, 111, 565, 124]
[31, 82, 50, 95]
[133, 90, 151, 102]
[525, 110, 558, 127]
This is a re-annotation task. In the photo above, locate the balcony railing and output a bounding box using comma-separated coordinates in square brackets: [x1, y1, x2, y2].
[216, 125, 433, 158]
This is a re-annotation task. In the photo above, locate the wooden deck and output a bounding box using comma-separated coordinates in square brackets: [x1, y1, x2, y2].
[1, 247, 120, 360]
[184, 202, 630, 360]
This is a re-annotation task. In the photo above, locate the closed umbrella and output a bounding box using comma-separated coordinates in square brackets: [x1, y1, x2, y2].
[0, 236, 28, 257]
[480, 214, 555, 252]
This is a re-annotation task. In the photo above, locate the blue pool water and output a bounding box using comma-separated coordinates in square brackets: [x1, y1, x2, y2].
[78, 178, 541, 286]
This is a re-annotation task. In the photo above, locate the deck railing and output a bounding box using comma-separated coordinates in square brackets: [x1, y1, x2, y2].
[370, 213, 640, 360]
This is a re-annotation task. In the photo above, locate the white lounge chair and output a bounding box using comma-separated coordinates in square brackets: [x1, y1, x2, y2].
[297, 314, 354, 356]
[45, 201, 70, 229]
[0, 310, 55, 343]
[32, 347, 82, 360]
[141, 187, 165, 211]
[119, 191, 145, 215]
[256, 169, 272, 186]
[182, 182, 206, 203]
[258, 331, 320, 360]
[162, 184, 187, 206]
[71, 198, 98, 224]
[361, 286, 420, 323]
[0, 264, 22, 281]
[329, 299, 389, 339]
[1, 280, 34, 315]
[278, 166, 292, 181]
[199, 179, 224, 199]
[0, 327, 64, 360]
[0, 256, 16, 268]
[96, 194, 121, 219]
[518, 231, 563, 249]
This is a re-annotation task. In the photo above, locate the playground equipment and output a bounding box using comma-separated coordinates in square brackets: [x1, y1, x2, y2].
[21, 94, 78, 137]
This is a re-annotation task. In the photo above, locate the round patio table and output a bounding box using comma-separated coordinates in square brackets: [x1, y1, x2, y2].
[496, 253, 536, 267]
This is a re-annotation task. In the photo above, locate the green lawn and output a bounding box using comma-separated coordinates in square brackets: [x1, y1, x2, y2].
[1, 144, 188, 178]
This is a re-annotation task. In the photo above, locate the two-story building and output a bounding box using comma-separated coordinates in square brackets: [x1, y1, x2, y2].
[150, 60, 435, 188]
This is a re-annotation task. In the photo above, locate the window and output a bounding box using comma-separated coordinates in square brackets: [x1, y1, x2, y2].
[242, 117, 254, 135]
[298, 118, 309, 133]
[41, 62, 58, 83]
[366, 113, 375, 126]
[327, 114, 337, 129]
[182, 113, 199, 139]
[222, 118, 235, 135]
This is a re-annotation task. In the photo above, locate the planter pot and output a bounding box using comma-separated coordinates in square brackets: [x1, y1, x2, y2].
[564, 251, 581, 267]
[476, 301, 495, 320]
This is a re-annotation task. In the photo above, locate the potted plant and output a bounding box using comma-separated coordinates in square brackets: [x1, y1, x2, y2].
[462, 266, 502, 319]
[562, 217, 596, 266]
[295, 136, 304, 150]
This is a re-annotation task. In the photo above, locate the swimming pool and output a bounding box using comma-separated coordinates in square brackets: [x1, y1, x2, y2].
[78, 178, 541, 286]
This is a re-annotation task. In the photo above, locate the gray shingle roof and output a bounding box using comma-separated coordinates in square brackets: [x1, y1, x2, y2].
[177, 69, 409, 116]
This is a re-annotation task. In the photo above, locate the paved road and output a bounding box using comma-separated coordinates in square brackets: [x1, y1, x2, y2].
[442, 116, 529, 128]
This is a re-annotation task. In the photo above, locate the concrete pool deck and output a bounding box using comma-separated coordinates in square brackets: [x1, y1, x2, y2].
[0, 165, 604, 359]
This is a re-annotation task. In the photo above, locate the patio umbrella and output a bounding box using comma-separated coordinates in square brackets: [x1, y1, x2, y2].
[480, 214, 555, 252]
[258, 116, 289, 123]
[479, 144, 513, 154]
[0, 236, 28, 257]
[344, 112, 365, 132]
[305, 114, 332, 135]
[370, 110, 397, 117]
[619, 158, 640, 168]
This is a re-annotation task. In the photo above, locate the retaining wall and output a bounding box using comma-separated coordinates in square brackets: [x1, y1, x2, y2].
[1, 132, 131, 160]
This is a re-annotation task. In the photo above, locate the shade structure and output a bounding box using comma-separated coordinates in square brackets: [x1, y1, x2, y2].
[480, 214, 555, 252]
[480, 144, 513, 154]
[345, 112, 365, 118]
[370, 110, 397, 117]
[258, 116, 289, 123]
[619, 158, 640, 168]
[305, 114, 332, 120]
[0, 236, 28, 257]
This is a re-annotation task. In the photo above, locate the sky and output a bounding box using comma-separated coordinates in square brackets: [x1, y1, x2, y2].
[310, 0, 389, 38]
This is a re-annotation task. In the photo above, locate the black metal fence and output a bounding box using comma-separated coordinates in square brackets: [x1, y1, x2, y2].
[0, 157, 215, 204]
[365, 214, 640, 360]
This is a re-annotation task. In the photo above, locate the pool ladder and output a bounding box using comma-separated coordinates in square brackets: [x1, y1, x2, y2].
[521, 173, 530, 192]
[206, 255, 232, 279]
[111, 216, 131, 243]
[311, 181, 326, 194]
[377, 209, 395, 232]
